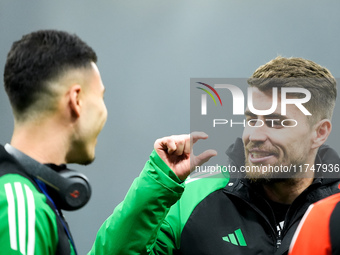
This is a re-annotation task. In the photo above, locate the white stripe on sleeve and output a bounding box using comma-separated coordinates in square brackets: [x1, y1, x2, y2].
[24, 184, 36, 255]
[4, 183, 17, 251]
[14, 182, 26, 255]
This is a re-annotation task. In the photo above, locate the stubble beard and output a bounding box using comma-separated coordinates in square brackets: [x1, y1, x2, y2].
[244, 157, 308, 185]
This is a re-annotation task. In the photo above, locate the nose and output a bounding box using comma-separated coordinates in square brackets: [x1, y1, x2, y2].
[244, 119, 269, 143]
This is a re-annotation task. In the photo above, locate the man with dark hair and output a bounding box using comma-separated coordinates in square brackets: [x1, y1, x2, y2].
[89, 57, 340, 255]
[1, 30, 107, 254]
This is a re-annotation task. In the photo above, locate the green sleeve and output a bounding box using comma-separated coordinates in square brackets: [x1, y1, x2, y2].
[0, 174, 59, 255]
[88, 150, 185, 255]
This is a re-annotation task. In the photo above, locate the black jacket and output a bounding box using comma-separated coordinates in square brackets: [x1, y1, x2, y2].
[178, 138, 340, 254]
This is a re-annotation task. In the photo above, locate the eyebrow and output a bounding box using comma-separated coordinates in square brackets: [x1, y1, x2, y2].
[244, 110, 287, 119]
[244, 110, 255, 117]
[266, 113, 287, 120]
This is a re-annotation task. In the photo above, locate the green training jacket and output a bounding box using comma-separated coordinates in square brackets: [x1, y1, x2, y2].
[0, 145, 76, 255]
[88, 150, 229, 254]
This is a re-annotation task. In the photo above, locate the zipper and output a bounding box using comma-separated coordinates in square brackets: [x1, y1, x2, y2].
[223, 190, 277, 238]
[276, 225, 282, 249]
[280, 179, 323, 237]
[224, 182, 284, 252]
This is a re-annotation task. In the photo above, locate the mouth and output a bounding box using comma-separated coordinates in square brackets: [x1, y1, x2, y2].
[248, 150, 276, 164]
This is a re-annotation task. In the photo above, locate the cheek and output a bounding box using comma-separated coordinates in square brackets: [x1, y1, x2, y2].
[99, 103, 108, 124]
[103, 103, 108, 119]
[242, 127, 250, 143]
[277, 130, 310, 155]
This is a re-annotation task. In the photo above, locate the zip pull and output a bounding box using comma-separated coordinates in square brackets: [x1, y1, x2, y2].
[276, 222, 283, 249]
[276, 237, 282, 249]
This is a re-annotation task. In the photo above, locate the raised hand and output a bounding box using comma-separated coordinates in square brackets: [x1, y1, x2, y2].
[154, 132, 217, 181]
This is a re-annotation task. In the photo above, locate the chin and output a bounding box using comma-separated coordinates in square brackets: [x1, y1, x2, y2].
[79, 157, 95, 165]
[81, 152, 96, 165]
[246, 176, 280, 184]
[245, 172, 274, 182]
[79, 145, 96, 165]
[66, 148, 95, 165]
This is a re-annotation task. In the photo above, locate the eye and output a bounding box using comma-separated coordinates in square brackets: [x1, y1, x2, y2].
[265, 119, 282, 128]
[246, 118, 258, 126]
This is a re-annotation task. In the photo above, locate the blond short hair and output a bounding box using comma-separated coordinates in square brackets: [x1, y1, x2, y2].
[248, 56, 337, 123]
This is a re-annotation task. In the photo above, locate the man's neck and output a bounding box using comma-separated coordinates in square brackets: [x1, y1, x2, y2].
[262, 178, 314, 204]
[10, 119, 70, 165]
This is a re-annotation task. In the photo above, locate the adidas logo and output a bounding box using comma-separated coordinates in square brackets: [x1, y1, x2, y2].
[222, 228, 247, 246]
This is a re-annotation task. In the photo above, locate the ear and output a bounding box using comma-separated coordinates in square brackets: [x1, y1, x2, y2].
[68, 85, 82, 119]
[311, 119, 332, 149]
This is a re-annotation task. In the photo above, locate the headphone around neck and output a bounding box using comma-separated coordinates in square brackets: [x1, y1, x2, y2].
[4, 144, 91, 211]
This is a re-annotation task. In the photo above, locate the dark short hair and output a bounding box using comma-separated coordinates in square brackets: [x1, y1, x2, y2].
[4, 30, 97, 119]
[248, 56, 337, 123]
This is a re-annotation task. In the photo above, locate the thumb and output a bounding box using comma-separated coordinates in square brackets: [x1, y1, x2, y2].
[191, 149, 217, 170]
